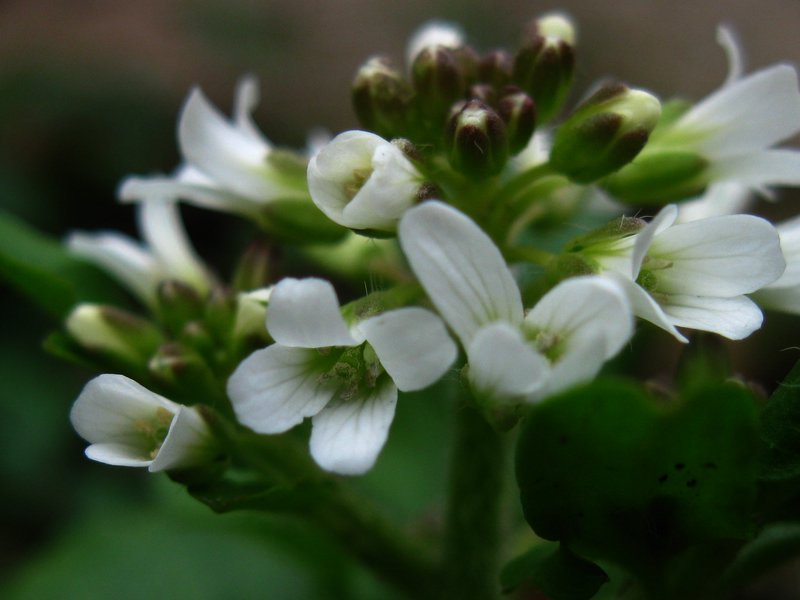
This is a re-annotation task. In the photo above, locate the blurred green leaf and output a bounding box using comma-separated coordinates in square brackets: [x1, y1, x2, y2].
[760, 359, 800, 482]
[515, 379, 759, 595]
[500, 542, 608, 599]
[722, 522, 800, 591]
[0, 209, 129, 319]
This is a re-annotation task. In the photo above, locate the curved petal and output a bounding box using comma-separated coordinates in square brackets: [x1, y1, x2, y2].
[467, 322, 549, 401]
[85, 443, 153, 467]
[178, 87, 273, 200]
[711, 149, 800, 187]
[717, 25, 744, 87]
[525, 276, 633, 360]
[753, 286, 800, 315]
[632, 204, 678, 279]
[651, 215, 785, 296]
[149, 406, 215, 472]
[398, 201, 523, 346]
[539, 330, 611, 401]
[233, 75, 272, 147]
[267, 278, 358, 348]
[310, 379, 397, 475]
[358, 307, 457, 392]
[676, 182, 754, 223]
[604, 273, 688, 343]
[661, 294, 764, 340]
[677, 64, 800, 158]
[771, 214, 800, 288]
[67, 230, 158, 305]
[70, 374, 178, 445]
[137, 200, 211, 295]
[227, 345, 338, 434]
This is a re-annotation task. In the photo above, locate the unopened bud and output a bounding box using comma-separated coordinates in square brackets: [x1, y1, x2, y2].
[446, 100, 509, 178]
[411, 45, 466, 140]
[513, 12, 576, 123]
[498, 90, 537, 154]
[468, 83, 497, 106]
[601, 149, 709, 204]
[231, 240, 271, 292]
[157, 280, 205, 335]
[148, 342, 218, 403]
[479, 50, 513, 90]
[550, 83, 662, 183]
[66, 304, 163, 365]
[352, 56, 412, 139]
[204, 287, 237, 344]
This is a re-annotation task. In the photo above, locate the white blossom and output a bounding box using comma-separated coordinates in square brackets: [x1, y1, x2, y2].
[67, 200, 210, 306]
[753, 214, 800, 314]
[595, 205, 785, 341]
[398, 201, 633, 405]
[307, 131, 424, 233]
[227, 277, 456, 475]
[70, 374, 216, 472]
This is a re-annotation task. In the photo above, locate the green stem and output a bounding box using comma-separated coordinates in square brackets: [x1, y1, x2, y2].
[505, 245, 556, 267]
[442, 398, 507, 599]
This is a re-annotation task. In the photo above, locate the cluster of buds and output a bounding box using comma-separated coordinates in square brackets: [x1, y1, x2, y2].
[351, 15, 576, 178]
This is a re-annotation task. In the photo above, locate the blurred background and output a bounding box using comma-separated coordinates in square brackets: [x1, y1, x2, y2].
[2, 1, 800, 598]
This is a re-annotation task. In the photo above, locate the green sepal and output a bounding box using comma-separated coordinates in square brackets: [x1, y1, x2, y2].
[500, 542, 608, 599]
[257, 198, 347, 245]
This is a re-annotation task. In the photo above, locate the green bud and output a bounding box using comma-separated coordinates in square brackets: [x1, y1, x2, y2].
[411, 45, 466, 140]
[468, 83, 498, 106]
[446, 100, 509, 178]
[550, 83, 662, 184]
[352, 56, 412, 139]
[497, 89, 537, 154]
[601, 149, 709, 204]
[231, 240, 271, 292]
[148, 342, 219, 404]
[204, 287, 237, 345]
[564, 215, 646, 254]
[66, 304, 163, 365]
[513, 13, 576, 123]
[478, 50, 513, 91]
[156, 280, 205, 335]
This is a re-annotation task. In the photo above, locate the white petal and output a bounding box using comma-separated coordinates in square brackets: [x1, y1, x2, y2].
[137, 201, 210, 295]
[538, 330, 611, 400]
[650, 215, 785, 296]
[676, 64, 800, 158]
[85, 444, 153, 467]
[232, 75, 272, 147]
[178, 87, 273, 200]
[661, 294, 764, 340]
[398, 201, 524, 346]
[149, 406, 215, 472]
[227, 345, 337, 434]
[358, 307, 457, 392]
[70, 374, 178, 447]
[67, 230, 159, 304]
[266, 278, 358, 348]
[119, 171, 258, 217]
[717, 25, 744, 87]
[525, 276, 633, 360]
[772, 214, 800, 288]
[406, 21, 464, 65]
[753, 286, 800, 315]
[712, 149, 800, 187]
[341, 143, 420, 232]
[467, 322, 549, 401]
[310, 379, 397, 475]
[632, 205, 678, 279]
[676, 182, 754, 223]
[604, 273, 688, 342]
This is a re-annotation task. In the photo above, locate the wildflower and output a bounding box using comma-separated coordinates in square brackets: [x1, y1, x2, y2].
[70, 374, 216, 471]
[227, 277, 456, 475]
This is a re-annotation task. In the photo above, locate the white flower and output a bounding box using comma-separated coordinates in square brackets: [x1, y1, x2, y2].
[307, 131, 424, 233]
[595, 205, 785, 341]
[398, 201, 633, 405]
[70, 374, 216, 472]
[753, 214, 800, 314]
[226, 277, 456, 475]
[119, 77, 308, 219]
[405, 21, 464, 66]
[68, 200, 211, 306]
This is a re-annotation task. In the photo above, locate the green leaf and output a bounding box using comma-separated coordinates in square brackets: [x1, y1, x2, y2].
[722, 522, 800, 591]
[0, 209, 129, 319]
[515, 379, 759, 593]
[759, 359, 800, 482]
[500, 542, 608, 599]
[188, 477, 327, 514]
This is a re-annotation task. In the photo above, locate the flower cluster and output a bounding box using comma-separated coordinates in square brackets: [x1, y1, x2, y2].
[60, 15, 799, 484]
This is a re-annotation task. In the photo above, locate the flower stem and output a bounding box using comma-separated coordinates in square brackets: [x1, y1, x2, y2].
[442, 398, 507, 599]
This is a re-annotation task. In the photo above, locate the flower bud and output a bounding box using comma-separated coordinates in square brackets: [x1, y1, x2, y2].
[550, 83, 662, 183]
[406, 21, 464, 66]
[66, 304, 163, 365]
[148, 342, 219, 403]
[498, 89, 537, 154]
[156, 280, 205, 335]
[479, 50, 513, 91]
[411, 45, 466, 139]
[446, 100, 509, 178]
[601, 150, 710, 204]
[513, 12, 576, 123]
[308, 130, 427, 234]
[352, 56, 412, 139]
[231, 240, 271, 292]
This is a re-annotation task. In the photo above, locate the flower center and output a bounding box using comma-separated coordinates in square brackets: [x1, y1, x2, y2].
[636, 255, 673, 292]
[344, 167, 373, 201]
[319, 343, 384, 402]
[135, 407, 174, 459]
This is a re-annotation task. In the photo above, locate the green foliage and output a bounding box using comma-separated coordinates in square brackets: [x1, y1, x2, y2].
[515, 379, 760, 596]
[500, 542, 608, 599]
[759, 359, 800, 483]
[721, 522, 800, 591]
